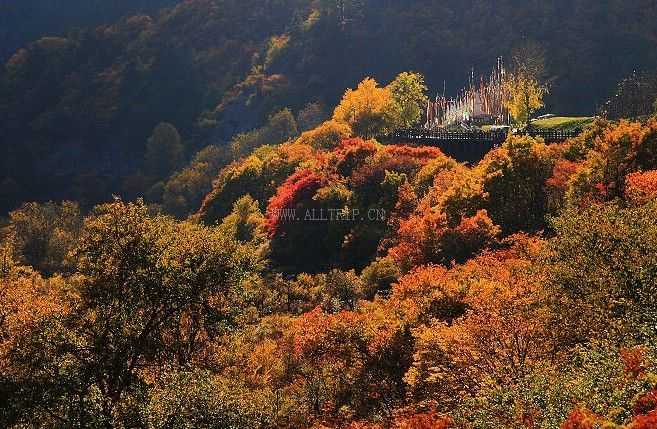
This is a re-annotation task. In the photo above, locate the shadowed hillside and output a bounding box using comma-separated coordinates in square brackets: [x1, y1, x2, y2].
[0, 0, 179, 61]
[1, 0, 657, 213]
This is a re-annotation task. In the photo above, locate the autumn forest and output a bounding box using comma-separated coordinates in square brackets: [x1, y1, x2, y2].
[3, 1, 657, 428]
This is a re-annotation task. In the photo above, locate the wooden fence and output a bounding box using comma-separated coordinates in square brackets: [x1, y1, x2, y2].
[381, 128, 583, 162]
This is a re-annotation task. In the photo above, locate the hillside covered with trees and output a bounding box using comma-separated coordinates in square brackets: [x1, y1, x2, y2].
[3, 2, 657, 428]
[3, 63, 657, 426]
[3, 0, 657, 213]
[0, 0, 179, 62]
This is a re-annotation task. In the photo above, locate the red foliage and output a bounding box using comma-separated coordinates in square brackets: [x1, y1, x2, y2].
[449, 209, 501, 253]
[620, 346, 648, 380]
[266, 168, 326, 236]
[593, 182, 609, 198]
[380, 146, 446, 178]
[388, 209, 446, 267]
[560, 409, 600, 429]
[351, 158, 416, 188]
[348, 144, 445, 188]
[547, 160, 580, 195]
[333, 138, 380, 176]
[631, 409, 657, 429]
[625, 170, 657, 205]
[393, 411, 453, 429]
[634, 390, 657, 416]
[382, 145, 446, 161]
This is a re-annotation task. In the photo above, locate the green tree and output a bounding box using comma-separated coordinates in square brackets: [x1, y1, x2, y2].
[482, 135, 556, 234]
[3, 199, 265, 427]
[360, 256, 401, 299]
[218, 195, 268, 248]
[323, 269, 364, 312]
[544, 200, 657, 345]
[144, 370, 273, 428]
[231, 108, 299, 159]
[387, 72, 429, 128]
[259, 108, 299, 147]
[297, 102, 328, 131]
[145, 122, 185, 179]
[158, 145, 231, 218]
[6, 201, 82, 275]
[0, 239, 15, 278]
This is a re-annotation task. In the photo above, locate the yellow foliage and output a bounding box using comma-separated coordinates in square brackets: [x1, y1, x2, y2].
[295, 120, 352, 149]
[0, 269, 72, 370]
[504, 72, 547, 126]
[333, 77, 394, 138]
[404, 253, 552, 406]
[264, 34, 290, 69]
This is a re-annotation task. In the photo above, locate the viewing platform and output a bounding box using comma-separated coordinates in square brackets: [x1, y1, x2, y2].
[381, 128, 583, 162]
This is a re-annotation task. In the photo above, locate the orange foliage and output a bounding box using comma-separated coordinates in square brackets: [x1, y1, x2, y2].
[394, 411, 453, 429]
[546, 159, 579, 189]
[389, 208, 499, 269]
[343, 412, 452, 429]
[392, 181, 418, 220]
[285, 305, 408, 418]
[333, 138, 380, 176]
[621, 346, 648, 380]
[387, 242, 540, 326]
[388, 209, 446, 268]
[0, 270, 70, 370]
[354, 145, 444, 185]
[280, 141, 316, 163]
[560, 409, 601, 429]
[291, 307, 399, 361]
[448, 209, 501, 254]
[631, 410, 657, 429]
[625, 170, 657, 205]
[546, 159, 581, 209]
[454, 272, 550, 381]
[295, 120, 353, 150]
[387, 264, 464, 325]
[382, 145, 446, 162]
[593, 118, 657, 197]
[402, 250, 551, 404]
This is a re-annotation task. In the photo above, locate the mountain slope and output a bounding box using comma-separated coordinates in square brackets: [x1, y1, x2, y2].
[1, 0, 657, 213]
[0, 0, 181, 62]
